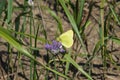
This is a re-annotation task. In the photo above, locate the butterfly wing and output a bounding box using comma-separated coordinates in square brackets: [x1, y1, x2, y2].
[57, 30, 73, 48]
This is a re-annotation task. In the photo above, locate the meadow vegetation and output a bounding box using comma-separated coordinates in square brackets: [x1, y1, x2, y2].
[0, 0, 120, 80]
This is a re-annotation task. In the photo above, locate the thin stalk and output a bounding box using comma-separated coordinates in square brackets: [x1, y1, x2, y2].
[58, 0, 88, 54]
[53, 56, 58, 80]
[33, 22, 40, 80]
[76, 0, 85, 28]
[37, 1, 49, 79]
[7, 0, 13, 79]
[7, 0, 13, 23]
[65, 49, 71, 79]
[100, 0, 106, 72]
[65, 55, 70, 80]
[29, 7, 34, 80]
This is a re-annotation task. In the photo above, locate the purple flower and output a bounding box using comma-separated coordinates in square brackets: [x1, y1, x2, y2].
[45, 40, 65, 54]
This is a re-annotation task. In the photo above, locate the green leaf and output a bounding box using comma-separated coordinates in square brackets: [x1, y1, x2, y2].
[48, 9, 63, 33]
[110, 5, 120, 25]
[0, 0, 6, 17]
[7, 0, 13, 23]
[110, 37, 120, 45]
[0, 27, 34, 59]
[64, 54, 93, 80]
[58, 0, 87, 54]
[0, 27, 69, 79]
[76, 0, 85, 27]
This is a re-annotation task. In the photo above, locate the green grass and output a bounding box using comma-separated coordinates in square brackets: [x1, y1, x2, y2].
[0, 0, 120, 80]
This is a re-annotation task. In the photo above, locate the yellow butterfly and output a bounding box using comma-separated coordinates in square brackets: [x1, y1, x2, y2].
[57, 30, 73, 48]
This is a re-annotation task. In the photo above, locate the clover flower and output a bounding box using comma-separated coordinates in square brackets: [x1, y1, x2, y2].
[45, 40, 65, 54]
[28, 0, 34, 6]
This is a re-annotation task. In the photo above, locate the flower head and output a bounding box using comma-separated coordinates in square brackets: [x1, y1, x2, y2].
[28, 0, 34, 6]
[45, 40, 65, 54]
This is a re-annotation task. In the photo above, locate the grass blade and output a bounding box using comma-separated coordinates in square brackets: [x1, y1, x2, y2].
[7, 0, 13, 23]
[0, 0, 6, 17]
[110, 5, 120, 25]
[76, 0, 85, 27]
[110, 36, 120, 45]
[0, 26, 69, 79]
[48, 9, 63, 33]
[0, 26, 34, 59]
[58, 0, 88, 54]
[64, 54, 93, 80]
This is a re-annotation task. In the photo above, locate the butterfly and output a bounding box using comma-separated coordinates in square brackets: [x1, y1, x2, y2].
[57, 30, 73, 48]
